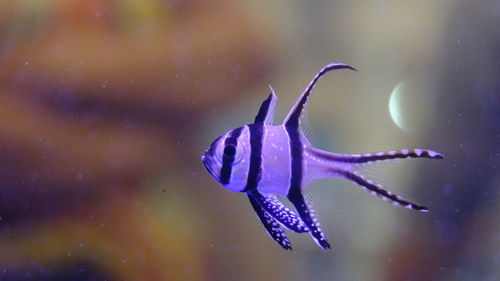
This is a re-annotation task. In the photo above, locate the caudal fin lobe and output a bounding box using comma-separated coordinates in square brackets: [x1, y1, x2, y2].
[334, 169, 429, 212]
[308, 148, 444, 165]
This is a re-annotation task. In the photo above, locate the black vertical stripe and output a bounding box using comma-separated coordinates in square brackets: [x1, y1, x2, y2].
[286, 126, 303, 194]
[219, 127, 244, 185]
[244, 124, 265, 191]
[254, 93, 273, 124]
[285, 126, 331, 249]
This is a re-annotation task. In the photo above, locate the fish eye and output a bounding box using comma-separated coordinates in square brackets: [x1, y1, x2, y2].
[223, 145, 236, 158]
[215, 139, 243, 166]
[213, 129, 246, 167]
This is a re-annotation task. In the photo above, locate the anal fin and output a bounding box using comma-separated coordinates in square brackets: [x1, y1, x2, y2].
[288, 190, 331, 249]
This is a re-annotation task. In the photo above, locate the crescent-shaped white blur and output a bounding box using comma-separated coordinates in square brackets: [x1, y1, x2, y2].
[389, 81, 406, 130]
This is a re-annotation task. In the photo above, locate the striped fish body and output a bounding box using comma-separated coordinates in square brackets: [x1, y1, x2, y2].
[255, 125, 294, 195]
[202, 63, 444, 250]
[203, 124, 297, 194]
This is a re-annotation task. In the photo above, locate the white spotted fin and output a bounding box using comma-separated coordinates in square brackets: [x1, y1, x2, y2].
[247, 194, 292, 250]
[248, 190, 309, 233]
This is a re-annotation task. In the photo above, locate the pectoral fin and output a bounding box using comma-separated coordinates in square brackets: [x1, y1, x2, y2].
[248, 190, 309, 233]
[247, 194, 292, 250]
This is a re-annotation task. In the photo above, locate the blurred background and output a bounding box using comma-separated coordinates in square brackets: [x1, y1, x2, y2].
[0, 0, 498, 280]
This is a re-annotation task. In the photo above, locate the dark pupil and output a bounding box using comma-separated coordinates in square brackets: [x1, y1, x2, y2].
[223, 145, 236, 157]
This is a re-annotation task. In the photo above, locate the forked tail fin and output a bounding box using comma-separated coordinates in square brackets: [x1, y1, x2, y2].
[308, 148, 444, 165]
[333, 169, 429, 212]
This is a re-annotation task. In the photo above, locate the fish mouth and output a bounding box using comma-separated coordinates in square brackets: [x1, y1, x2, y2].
[201, 155, 222, 184]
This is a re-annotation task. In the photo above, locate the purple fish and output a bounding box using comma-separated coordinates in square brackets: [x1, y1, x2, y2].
[202, 63, 444, 250]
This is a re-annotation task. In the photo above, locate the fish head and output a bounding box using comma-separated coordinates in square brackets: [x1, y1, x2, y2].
[201, 126, 250, 192]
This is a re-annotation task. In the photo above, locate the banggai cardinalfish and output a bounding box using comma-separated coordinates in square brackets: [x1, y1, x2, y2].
[201, 63, 443, 250]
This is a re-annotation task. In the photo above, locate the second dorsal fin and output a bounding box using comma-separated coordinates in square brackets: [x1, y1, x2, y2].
[254, 85, 278, 125]
[283, 63, 356, 128]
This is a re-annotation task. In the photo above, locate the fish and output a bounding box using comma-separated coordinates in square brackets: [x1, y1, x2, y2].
[201, 63, 444, 250]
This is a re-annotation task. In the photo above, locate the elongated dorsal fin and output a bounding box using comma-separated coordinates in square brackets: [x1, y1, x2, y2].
[284, 63, 356, 128]
[254, 85, 277, 124]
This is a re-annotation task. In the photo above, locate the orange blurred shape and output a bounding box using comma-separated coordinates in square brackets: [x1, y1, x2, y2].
[0, 0, 275, 279]
[0, 0, 274, 210]
[0, 193, 205, 281]
[55, 0, 116, 30]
